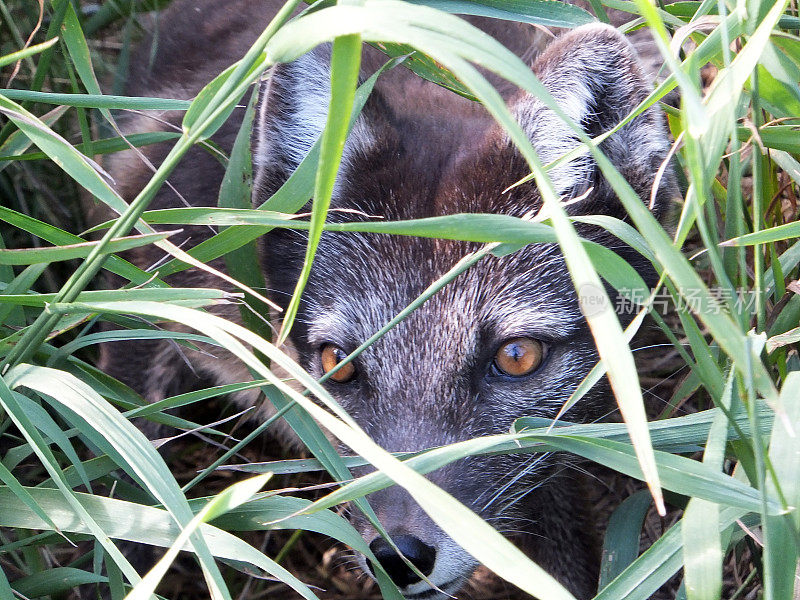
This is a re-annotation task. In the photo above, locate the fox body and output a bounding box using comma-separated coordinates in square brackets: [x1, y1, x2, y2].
[99, 2, 676, 598]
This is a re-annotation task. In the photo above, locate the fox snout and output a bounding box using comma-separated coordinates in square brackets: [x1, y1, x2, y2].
[362, 535, 473, 599]
[351, 486, 476, 598]
[367, 535, 436, 588]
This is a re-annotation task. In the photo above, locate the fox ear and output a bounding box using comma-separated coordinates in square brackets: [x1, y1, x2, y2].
[513, 23, 674, 211]
[252, 44, 378, 197]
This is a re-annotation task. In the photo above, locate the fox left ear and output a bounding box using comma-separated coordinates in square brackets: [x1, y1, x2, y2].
[252, 44, 386, 200]
[513, 23, 675, 215]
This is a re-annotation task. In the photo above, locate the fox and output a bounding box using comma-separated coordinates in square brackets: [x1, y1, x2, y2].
[97, 1, 677, 598]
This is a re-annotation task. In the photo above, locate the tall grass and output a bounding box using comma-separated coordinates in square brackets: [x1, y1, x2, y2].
[0, 0, 799, 599]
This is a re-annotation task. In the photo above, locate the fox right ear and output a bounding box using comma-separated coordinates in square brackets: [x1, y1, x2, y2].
[512, 24, 675, 214]
[252, 44, 378, 197]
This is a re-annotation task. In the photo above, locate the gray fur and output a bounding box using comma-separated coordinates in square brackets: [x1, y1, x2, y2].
[99, 2, 677, 598]
[252, 44, 375, 196]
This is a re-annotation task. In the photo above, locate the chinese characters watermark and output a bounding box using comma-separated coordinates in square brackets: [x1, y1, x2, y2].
[612, 286, 762, 316]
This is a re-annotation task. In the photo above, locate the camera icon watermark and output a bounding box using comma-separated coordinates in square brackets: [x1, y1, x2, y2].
[578, 283, 610, 317]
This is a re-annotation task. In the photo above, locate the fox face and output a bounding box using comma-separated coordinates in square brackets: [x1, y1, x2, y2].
[254, 22, 676, 600]
[99, 3, 675, 596]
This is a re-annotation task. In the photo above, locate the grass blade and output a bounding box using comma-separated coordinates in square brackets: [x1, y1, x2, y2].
[279, 32, 363, 343]
[0, 231, 174, 265]
[763, 372, 800, 600]
[0, 487, 319, 599]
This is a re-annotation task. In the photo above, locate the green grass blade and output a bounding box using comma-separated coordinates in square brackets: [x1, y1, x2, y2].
[0, 287, 230, 308]
[226, 403, 773, 477]
[410, 0, 594, 27]
[11, 390, 93, 491]
[5, 365, 229, 599]
[10, 567, 107, 598]
[181, 63, 249, 140]
[0, 98, 127, 214]
[123, 379, 270, 420]
[0, 89, 191, 110]
[279, 32, 363, 343]
[599, 490, 652, 588]
[721, 220, 800, 246]
[682, 372, 734, 600]
[0, 37, 59, 69]
[47, 329, 214, 367]
[0, 567, 13, 600]
[293, 405, 775, 513]
[0, 264, 47, 328]
[0, 206, 166, 287]
[5, 131, 181, 163]
[0, 105, 68, 174]
[0, 486, 319, 600]
[0, 231, 174, 265]
[127, 474, 272, 600]
[0, 377, 141, 587]
[0, 459, 60, 535]
[763, 372, 800, 600]
[595, 508, 754, 600]
[218, 87, 273, 343]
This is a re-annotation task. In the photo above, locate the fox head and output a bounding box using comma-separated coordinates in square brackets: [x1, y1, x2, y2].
[253, 23, 676, 600]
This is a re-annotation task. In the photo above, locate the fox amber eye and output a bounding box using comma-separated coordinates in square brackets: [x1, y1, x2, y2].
[320, 344, 356, 383]
[494, 337, 544, 377]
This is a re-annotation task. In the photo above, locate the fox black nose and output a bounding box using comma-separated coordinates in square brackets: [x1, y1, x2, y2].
[367, 535, 436, 587]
